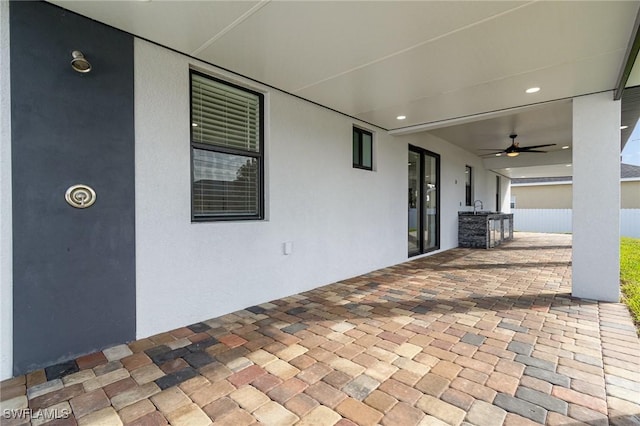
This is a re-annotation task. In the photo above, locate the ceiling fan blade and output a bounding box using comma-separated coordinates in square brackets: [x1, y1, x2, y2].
[519, 143, 556, 150]
[477, 148, 508, 151]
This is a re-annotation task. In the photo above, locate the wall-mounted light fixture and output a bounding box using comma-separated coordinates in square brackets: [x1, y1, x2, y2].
[71, 50, 91, 73]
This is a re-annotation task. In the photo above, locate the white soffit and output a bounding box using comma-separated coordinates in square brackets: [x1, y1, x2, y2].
[47, 1, 262, 54]
[428, 100, 572, 155]
[299, 1, 634, 129]
[48, 0, 638, 131]
[356, 52, 622, 130]
[196, 1, 526, 91]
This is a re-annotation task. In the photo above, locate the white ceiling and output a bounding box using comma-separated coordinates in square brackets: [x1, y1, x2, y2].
[430, 100, 572, 151]
[429, 100, 574, 175]
[49, 0, 640, 177]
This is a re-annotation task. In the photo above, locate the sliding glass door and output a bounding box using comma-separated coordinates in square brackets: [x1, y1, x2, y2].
[408, 145, 440, 256]
[408, 150, 421, 255]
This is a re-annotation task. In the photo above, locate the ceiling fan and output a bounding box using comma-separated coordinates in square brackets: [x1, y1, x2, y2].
[480, 134, 556, 157]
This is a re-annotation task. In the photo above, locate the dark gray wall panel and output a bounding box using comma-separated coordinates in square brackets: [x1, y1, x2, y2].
[10, 1, 136, 375]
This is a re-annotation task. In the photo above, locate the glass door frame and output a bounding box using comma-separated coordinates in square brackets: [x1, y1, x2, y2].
[408, 145, 441, 257]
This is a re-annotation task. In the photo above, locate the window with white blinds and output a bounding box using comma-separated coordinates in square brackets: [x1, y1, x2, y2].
[190, 71, 264, 221]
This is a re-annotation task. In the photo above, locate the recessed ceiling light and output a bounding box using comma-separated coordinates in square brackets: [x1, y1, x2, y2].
[525, 87, 540, 94]
[192, 123, 198, 127]
[397, 115, 406, 120]
[566, 164, 572, 167]
[505, 168, 511, 170]
[620, 125, 628, 130]
[495, 153, 502, 157]
[562, 145, 569, 149]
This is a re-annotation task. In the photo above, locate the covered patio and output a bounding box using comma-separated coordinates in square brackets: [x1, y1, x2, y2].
[1, 233, 638, 425]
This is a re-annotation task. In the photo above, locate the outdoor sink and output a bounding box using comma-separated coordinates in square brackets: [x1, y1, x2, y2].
[458, 212, 514, 248]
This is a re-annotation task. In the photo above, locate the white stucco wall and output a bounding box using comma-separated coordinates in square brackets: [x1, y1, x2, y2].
[1, 0, 13, 380]
[134, 39, 494, 338]
[134, 40, 406, 337]
[502, 178, 512, 214]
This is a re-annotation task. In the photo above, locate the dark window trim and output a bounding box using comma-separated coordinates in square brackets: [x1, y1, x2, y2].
[465, 165, 473, 206]
[353, 126, 373, 171]
[409, 144, 441, 257]
[190, 69, 265, 222]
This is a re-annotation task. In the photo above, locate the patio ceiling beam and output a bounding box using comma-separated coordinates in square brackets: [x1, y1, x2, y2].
[614, 6, 640, 100]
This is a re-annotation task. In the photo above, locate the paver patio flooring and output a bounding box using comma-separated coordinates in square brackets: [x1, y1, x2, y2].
[1, 233, 639, 425]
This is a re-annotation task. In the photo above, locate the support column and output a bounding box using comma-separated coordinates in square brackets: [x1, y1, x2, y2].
[572, 92, 620, 302]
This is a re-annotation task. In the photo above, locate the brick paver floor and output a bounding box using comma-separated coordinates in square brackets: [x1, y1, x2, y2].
[1, 233, 639, 425]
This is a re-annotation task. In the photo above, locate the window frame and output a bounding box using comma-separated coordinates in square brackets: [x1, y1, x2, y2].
[465, 165, 473, 206]
[190, 69, 265, 222]
[352, 126, 373, 171]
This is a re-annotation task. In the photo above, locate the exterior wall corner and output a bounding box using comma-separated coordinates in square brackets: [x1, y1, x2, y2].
[1, 0, 13, 381]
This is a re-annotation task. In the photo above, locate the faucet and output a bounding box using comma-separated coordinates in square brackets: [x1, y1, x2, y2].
[473, 200, 483, 214]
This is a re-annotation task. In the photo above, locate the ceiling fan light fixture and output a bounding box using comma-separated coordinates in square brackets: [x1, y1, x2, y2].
[506, 152, 519, 157]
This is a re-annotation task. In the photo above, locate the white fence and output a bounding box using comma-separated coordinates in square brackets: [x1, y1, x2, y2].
[621, 209, 640, 238]
[512, 209, 640, 238]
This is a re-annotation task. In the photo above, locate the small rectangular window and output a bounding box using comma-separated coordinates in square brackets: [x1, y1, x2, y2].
[190, 71, 264, 221]
[353, 127, 373, 170]
[465, 165, 473, 206]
